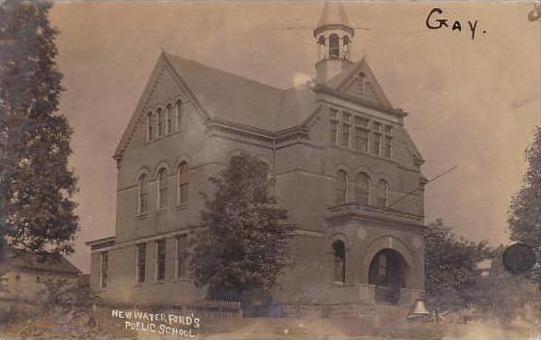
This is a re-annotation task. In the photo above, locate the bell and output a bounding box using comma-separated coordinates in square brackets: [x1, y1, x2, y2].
[411, 299, 429, 315]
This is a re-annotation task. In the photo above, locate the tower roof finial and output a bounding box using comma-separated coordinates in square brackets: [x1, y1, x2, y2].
[313, 2, 354, 37]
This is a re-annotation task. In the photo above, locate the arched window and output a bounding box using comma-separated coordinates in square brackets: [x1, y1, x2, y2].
[156, 108, 164, 138]
[376, 179, 389, 209]
[343, 35, 350, 59]
[175, 100, 182, 131]
[138, 174, 149, 214]
[166, 104, 172, 135]
[355, 172, 370, 205]
[336, 170, 348, 205]
[146, 112, 153, 141]
[332, 240, 346, 283]
[176, 162, 189, 205]
[329, 34, 340, 59]
[157, 168, 168, 209]
[318, 35, 326, 46]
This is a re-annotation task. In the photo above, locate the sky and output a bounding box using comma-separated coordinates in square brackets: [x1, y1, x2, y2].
[47, 1, 541, 272]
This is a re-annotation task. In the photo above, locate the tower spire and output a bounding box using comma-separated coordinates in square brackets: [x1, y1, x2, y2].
[313, 2, 355, 83]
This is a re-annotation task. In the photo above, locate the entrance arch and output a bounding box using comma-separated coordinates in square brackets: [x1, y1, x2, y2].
[368, 249, 408, 305]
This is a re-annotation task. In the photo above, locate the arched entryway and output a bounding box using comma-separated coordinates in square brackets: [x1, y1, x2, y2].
[368, 249, 408, 305]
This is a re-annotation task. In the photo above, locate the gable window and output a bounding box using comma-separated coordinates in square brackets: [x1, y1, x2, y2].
[354, 127, 369, 153]
[383, 125, 393, 159]
[177, 162, 189, 205]
[138, 174, 149, 214]
[372, 133, 381, 156]
[146, 112, 153, 141]
[156, 108, 164, 138]
[157, 168, 168, 209]
[175, 100, 182, 130]
[136, 243, 146, 283]
[329, 34, 340, 59]
[332, 240, 346, 283]
[166, 104, 172, 135]
[376, 179, 389, 209]
[155, 239, 166, 281]
[100, 251, 108, 289]
[336, 170, 348, 205]
[176, 235, 188, 278]
[355, 172, 370, 205]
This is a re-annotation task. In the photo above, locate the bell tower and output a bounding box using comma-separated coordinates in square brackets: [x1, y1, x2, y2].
[314, 2, 354, 84]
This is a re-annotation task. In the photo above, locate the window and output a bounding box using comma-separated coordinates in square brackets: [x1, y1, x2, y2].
[318, 35, 325, 46]
[341, 123, 350, 147]
[376, 179, 389, 209]
[343, 35, 350, 58]
[355, 116, 368, 127]
[332, 240, 346, 283]
[354, 127, 369, 152]
[136, 243, 146, 283]
[372, 133, 381, 156]
[157, 168, 168, 209]
[383, 125, 393, 159]
[329, 34, 339, 59]
[175, 100, 182, 130]
[177, 162, 189, 205]
[166, 104, 172, 135]
[138, 174, 149, 214]
[355, 173, 370, 205]
[156, 239, 166, 281]
[336, 170, 348, 205]
[156, 108, 164, 138]
[146, 112, 153, 141]
[15, 274, 20, 280]
[384, 136, 392, 159]
[100, 252, 108, 289]
[176, 235, 188, 278]
[329, 120, 338, 144]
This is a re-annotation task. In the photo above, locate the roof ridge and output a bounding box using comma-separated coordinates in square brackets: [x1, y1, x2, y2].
[162, 50, 287, 94]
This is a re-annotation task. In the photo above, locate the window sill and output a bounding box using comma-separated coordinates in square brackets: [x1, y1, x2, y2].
[176, 204, 188, 211]
[137, 213, 148, 220]
[156, 209, 167, 215]
[327, 144, 397, 163]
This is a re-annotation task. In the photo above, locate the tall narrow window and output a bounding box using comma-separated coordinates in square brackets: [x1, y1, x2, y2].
[336, 170, 348, 205]
[146, 112, 153, 141]
[158, 168, 168, 209]
[332, 240, 346, 283]
[354, 127, 369, 152]
[355, 173, 370, 205]
[329, 34, 339, 59]
[341, 123, 350, 147]
[329, 120, 338, 144]
[156, 108, 164, 137]
[384, 136, 392, 158]
[166, 104, 172, 135]
[156, 239, 166, 281]
[343, 35, 350, 59]
[138, 174, 149, 214]
[177, 162, 189, 205]
[372, 133, 381, 156]
[176, 235, 188, 278]
[376, 179, 389, 209]
[136, 243, 146, 283]
[100, 252, 108, 289]
[175, 100, 182, 130]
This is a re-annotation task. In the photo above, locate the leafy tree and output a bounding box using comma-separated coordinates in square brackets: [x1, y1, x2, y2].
[0, 0, 78, 260]
[192, 152, 294, 299]
[424, 219, 492, 312]
[508, 126, 541, 281]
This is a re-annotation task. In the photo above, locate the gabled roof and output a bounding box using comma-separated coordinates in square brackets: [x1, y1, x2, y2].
[115, 51, 397, 159]
[4, 250, 81, 275]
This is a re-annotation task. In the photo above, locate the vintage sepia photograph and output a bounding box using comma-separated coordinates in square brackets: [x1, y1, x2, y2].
[0, 0, 540, 338]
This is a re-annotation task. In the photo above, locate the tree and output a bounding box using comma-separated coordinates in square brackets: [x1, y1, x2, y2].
[508, 126, 541, 281]
[0, 1, 78, 260]
[424, 219, 492, 312]
[192, 152, 294, 299]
